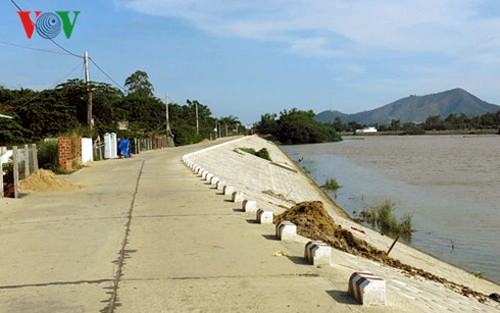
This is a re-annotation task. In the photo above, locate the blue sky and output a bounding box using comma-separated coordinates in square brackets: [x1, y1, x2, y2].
[1, 0, 500, 123]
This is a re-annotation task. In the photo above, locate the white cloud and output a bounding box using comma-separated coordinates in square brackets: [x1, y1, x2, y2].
[116, 0, 500, 57]
[115, 0, 500, 105]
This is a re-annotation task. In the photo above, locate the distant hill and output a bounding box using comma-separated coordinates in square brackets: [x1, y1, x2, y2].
[316, 88, 500, 125]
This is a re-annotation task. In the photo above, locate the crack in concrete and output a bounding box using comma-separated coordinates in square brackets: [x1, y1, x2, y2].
[0, 279, 113, 290]
[101, 160, 145, 313]
[3, 216, 127, 226]
[122, 273, 320, 282]
[133, 213, 236, 219]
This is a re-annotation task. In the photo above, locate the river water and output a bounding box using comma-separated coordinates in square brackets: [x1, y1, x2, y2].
[281, 135, 500, 284]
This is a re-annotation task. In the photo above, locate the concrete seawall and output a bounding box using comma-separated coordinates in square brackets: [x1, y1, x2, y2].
[0, 135, 497, 312]
[185, 135, 500, 312]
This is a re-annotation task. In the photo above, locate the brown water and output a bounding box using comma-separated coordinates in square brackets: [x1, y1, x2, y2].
[282, 135, 500, 284]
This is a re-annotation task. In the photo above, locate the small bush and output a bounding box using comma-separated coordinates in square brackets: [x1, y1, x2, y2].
[255, 148, 271, 161]
[474, 271, 485, 279]
[2, 161, 14, 184]
[37, 139, 60, 172]
[360, 201, 413, 238]
[239, 147, 272, 161]
[323, 178, 341, 190]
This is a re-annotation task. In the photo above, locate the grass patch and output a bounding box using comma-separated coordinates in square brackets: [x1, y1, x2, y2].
[239, 147, 272, 161]
[474, 271, 485, 279]
[360, 200, 413, 238]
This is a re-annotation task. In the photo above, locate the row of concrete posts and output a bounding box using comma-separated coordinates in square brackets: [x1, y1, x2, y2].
[181, 150, 387, 306]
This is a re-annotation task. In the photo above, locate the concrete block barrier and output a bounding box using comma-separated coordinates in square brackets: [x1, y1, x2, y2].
[210, 176, 219, 185]
[242, 200, 257, 213]
[304, 240, 331, 265]
[348, 272, 386, 306]
[206, 173, 214, 181]
[202, 171, 210, 179]
[256, 209, 273, 224]
[276, 221, 297, 241]
[216, 181, 225, 190]
[223, 185, 234, 195]
[232, 191, 244, 203]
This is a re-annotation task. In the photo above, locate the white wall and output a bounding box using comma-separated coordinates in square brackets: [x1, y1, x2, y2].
[82, 138, 93, 164]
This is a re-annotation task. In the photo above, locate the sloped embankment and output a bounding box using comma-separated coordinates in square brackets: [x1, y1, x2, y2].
[274, 201, 491, 303]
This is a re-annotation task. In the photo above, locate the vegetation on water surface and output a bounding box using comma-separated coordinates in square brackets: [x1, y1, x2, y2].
[322, 178, 341, 190]
[239, 147, 272, 161]
[360, 200, 413, 238]
[256, 109, 342, 145]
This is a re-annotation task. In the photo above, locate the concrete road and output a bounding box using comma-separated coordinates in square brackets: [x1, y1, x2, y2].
[0, 139, 493, 312]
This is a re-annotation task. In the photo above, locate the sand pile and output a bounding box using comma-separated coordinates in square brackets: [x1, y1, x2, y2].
[274, 201, 491, 302]
[274, 201, 383, 258]
[19, 169, 79, 192]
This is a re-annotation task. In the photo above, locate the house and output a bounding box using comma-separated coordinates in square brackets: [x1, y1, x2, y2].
[355, 126, 378, 134]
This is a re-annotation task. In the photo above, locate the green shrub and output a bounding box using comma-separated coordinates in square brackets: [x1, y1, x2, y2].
[323, 178, 341, 190]
[360, 201, 413, 238]
[255, 148, 271, 161]
[239, 147, 272, 161]
[37, 139, 60, 172]
[1, 161, 14, 184]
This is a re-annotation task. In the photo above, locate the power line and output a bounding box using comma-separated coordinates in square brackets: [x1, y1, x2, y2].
[0, 41, 74, 57]
[89, 57, 125, 92]
[49, 39, 83, 59]
[9, 61, 83, 112]
[8, 0, 82, 59]
[9, 0, 21, 11]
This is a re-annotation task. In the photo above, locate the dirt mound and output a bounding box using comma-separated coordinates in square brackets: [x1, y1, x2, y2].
[274, 201, 490, 303]
[274, 201, 382, 258]
[19, 169, 80, 192]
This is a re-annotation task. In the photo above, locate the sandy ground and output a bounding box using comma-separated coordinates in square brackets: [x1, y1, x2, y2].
[0, 135, 497, 312]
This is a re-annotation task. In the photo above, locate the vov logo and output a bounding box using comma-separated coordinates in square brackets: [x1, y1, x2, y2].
[18, 11, 81, 39]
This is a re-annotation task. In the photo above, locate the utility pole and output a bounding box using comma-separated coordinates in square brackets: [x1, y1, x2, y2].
[195, 101, 199, 135]
[164, 95, 175, 147]
[83, 51, 93, 129]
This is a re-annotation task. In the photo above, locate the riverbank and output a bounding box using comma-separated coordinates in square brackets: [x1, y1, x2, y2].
[282, 134, 500, 285]
[0, 136, 497, 312]
[340, 129, 499, 136]
[188, 135, 499, 311]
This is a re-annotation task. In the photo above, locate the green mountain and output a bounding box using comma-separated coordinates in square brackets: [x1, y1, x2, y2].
[316, 88, 500, 125]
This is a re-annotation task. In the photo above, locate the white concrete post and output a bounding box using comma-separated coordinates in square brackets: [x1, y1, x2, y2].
[242, 200, 257, 213]
[232, 191, 244, 203]
[256, 209, 273, 224]
[216, 181, 226, 190]
[223, 185, 234, 196]
[276, 221, 297, 241]
[304, 240, 331, 265]
[348, 272, 386, 306]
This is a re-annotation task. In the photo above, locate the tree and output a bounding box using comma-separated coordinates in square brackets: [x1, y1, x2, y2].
[424, 115, 445, 131]
[218, 115, 241, 137]
[332, 116, 344, 132]
[256, 113, 279, 135]
[124, 70, 154, 98]
[256, 108, 341, 144]
[390, 119, 401, 131]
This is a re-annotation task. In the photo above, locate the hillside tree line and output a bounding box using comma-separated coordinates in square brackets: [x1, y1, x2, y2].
[0, 70, 244, 146]
[329, 112, 500, 135]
